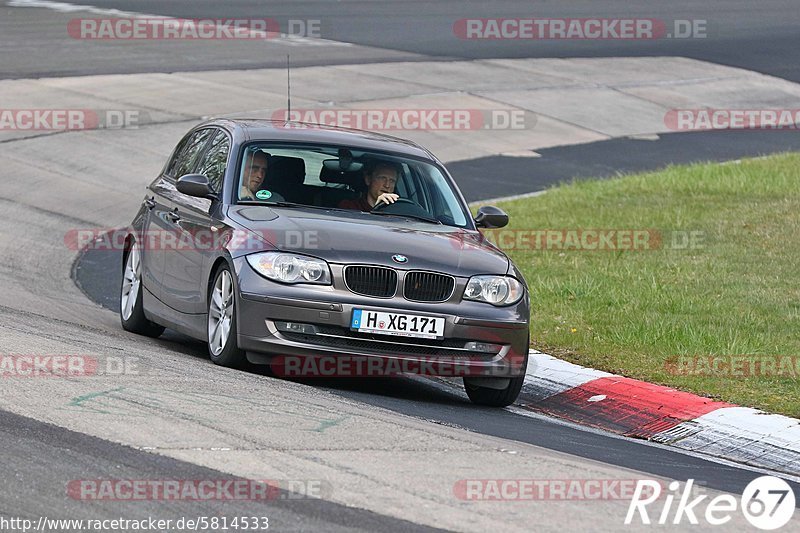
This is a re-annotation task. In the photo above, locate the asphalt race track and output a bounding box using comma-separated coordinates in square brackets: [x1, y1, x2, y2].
[2, 1, 800, 531]
[4, 0, 800, 81]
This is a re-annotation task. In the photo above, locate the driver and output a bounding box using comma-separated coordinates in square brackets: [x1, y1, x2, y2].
[239, 150, 269, 200]
[338, 160, 400, 211]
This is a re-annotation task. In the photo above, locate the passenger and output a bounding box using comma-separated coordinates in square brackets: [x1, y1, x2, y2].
[239, 150, 269, 200]
[338, 161, 400, 211]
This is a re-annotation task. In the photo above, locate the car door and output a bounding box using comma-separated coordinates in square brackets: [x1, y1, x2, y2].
[140, 131, 192, 301]
[149, 128, 215, 307]
[160, 128, 229, 316]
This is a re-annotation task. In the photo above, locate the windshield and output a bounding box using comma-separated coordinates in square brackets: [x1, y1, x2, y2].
[236, 143, 471, 228]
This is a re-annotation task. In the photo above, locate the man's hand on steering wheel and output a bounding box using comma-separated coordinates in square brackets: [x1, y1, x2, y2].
[374, 193, 400, 206]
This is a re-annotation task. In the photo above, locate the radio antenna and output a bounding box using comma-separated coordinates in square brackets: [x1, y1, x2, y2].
[286, 54, 291, 123]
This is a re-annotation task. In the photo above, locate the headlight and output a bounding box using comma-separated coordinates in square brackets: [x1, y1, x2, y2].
[463, 275, 524, 306]
[246, 252, 331, 285]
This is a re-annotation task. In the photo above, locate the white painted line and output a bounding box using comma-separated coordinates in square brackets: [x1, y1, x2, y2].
[625, 134, 660, 141]
[469, 189, 548, 207]
[499, 150, 542, 158]
[8, 0, 142, 16]
[465, 153, 774, 208]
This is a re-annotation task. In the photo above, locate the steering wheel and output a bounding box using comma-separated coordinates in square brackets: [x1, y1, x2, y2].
[371, 198, 419, 211]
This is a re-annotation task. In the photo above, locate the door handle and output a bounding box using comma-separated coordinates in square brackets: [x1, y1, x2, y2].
[144, 196, 156, 209]
[166, 208, 181, 223]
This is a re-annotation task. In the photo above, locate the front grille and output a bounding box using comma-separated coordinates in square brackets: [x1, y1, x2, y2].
[344, 266, 397, 297]
[404, 271, 455, 302]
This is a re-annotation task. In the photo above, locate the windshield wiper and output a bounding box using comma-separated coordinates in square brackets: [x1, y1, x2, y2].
[368, 211, 442, 225]
[237, 200, 304, 207]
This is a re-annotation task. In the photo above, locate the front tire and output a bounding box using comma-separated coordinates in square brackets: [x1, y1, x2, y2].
[120, 241, 165, 338]
[463, 344, 528, 407]
[207, 266, 245, 367]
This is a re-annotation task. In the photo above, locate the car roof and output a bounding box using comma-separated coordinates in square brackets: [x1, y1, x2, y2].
[201, 118, 438, 161]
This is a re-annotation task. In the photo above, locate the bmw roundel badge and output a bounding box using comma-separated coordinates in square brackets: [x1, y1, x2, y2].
[392, 254, 408, 264]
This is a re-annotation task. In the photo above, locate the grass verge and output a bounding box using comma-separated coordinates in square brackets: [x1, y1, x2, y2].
[481, 153, 800, 417]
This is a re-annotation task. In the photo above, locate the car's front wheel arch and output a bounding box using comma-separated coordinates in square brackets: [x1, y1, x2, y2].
[207, 256, 235, 306]
[206, 258, 246, 367]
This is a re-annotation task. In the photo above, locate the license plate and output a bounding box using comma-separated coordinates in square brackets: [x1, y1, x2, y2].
[351, 309, 445, 339]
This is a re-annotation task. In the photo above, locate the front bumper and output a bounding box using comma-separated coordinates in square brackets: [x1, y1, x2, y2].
[234, 258, 529, 377]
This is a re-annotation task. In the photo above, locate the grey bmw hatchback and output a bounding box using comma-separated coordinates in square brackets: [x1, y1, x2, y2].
[120, 119, 530, 406]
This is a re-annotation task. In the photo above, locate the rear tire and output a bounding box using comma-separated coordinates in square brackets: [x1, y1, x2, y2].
[207, 265, 246, 367]
[464, 343, 528, 407]
[120, 241, 165, 338]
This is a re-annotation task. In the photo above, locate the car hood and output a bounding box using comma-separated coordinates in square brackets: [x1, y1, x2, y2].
[227, 205, 509, 277]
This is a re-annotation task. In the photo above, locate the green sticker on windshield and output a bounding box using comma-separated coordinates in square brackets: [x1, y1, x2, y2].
[255, 190, 272, 200]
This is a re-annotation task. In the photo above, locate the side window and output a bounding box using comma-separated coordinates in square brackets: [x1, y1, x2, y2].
[170, 129, 214, 179]
[164, 134, 190, 177]
[197, 130, 230, 191]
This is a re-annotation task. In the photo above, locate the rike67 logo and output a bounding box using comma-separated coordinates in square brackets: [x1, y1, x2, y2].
[626, 477, 795, 530]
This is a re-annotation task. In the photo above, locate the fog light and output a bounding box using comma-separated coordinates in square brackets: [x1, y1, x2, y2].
[275, 321, 319, 335]
[464, 341, 502, 353]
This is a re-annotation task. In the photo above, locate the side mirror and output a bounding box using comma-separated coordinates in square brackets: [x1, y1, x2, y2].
[474, 205, 509, 229]
[176, 174, 217, 200]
